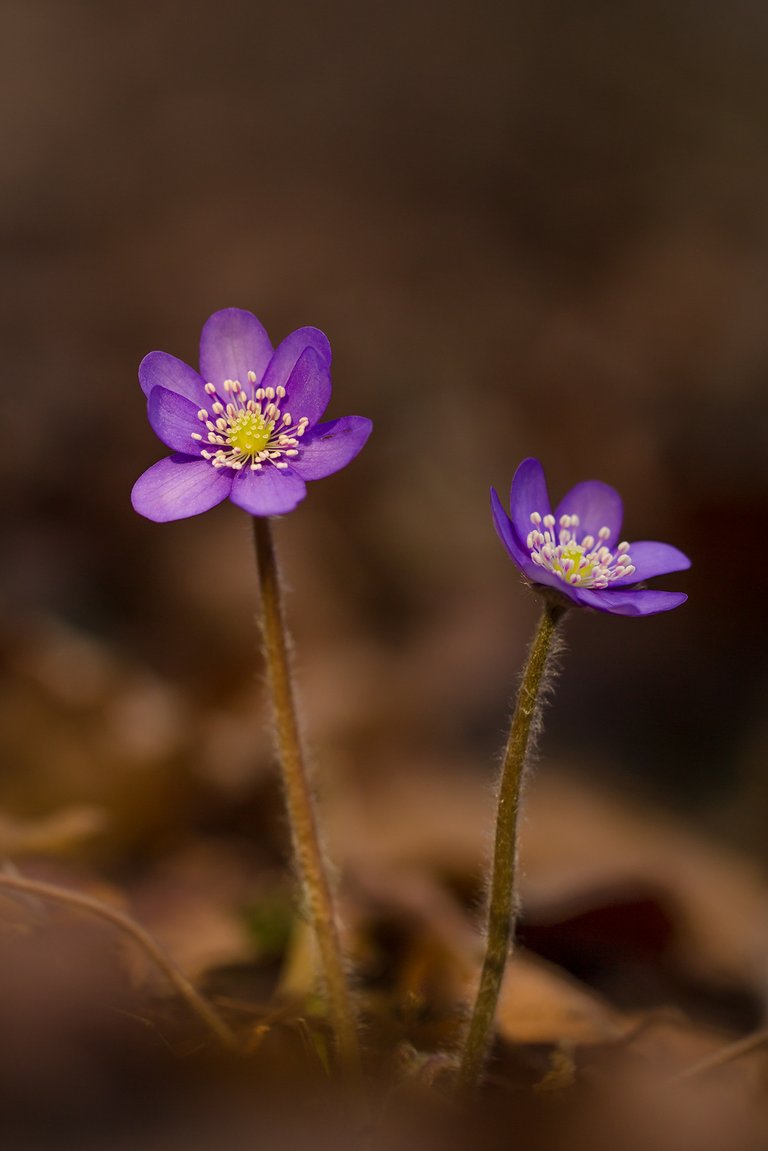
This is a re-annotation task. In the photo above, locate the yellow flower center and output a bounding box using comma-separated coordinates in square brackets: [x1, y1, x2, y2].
[527, 512, 635, 589]
[227, 411, 272, 457]
[190, 373, 310, 472]
[551, 541, 597, 582]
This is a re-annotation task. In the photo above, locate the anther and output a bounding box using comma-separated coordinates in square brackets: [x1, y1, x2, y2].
[526, 508, 634, 590]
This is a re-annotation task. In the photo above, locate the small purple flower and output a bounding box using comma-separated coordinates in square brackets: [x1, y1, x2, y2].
[131, 308, 372, 521]
[491, 458, 690, 616]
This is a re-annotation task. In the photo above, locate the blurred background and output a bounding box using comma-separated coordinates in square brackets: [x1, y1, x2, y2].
[1, 1, 768, 1122]
[2, 0, 766, 813]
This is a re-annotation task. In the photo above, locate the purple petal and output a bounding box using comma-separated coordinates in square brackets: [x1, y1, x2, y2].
[139, 351, 207, 405]
[510, 458, 552, 543]
[281, 347, 332, 427]
[490, 487, 539, 577]
[229, 465, 307, 516]
[612, 540, 691, 586]
[148, 387, 205, 454]
[199, 308, 274, 389]
[572, 588, 688, 616]
[555, 480, 623, 544]
[131, 455, 232, 522]
[291, 416, 372, 480]
[260, 326, 332, 395]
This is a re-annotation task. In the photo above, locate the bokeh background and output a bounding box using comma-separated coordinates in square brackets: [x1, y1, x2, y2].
[2, 4, 768, 1124]
[3, 0, 766, 815]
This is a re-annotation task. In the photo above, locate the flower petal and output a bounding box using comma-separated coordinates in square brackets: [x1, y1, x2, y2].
[148, 387, 205, 454]
[572, 588, 688, 616]
[139, 351, 207, 405]
[260, 326, 332, 395]
[555, 480, 623, 543]
[510, 458, 552, 543]
[491, 487, 539, 577]
[131, 455, 232, 522]
[199, 308, 274, 389]
[612, 540, 691, 586]
[291, 416, 372, 480]
[281, 347, 332, 427]
[229, 465, 307, 516]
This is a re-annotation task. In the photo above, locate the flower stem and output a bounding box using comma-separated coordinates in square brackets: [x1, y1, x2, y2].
[0, 871, 240, 1051]
[252, 516, 362, 1079]
[457, 599, 566, 1092]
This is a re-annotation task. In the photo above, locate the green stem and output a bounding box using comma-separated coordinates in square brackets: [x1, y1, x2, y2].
[252, 516, 362, 1079]
[457, 599, 566, 1092]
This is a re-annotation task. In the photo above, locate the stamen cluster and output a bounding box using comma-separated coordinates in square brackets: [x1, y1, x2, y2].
[527, 512, 635, 589]
[192, 373, 310, 471]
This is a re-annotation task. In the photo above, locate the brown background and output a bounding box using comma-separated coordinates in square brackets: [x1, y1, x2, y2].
[1, 0, 767, 845]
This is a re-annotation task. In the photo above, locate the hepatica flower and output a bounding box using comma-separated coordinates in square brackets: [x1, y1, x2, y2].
[132, 308, 372, 520]
[491, 458, 690, 616]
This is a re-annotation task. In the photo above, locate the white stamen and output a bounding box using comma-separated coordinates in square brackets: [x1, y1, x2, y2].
[526, 509, 634, 590]
[189, 367, 311, 475]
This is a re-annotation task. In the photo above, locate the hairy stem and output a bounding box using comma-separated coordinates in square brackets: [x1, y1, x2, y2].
[0, 871, 240, 1050]
[458, 599, 566, 1091]
[252, 516, 361, 1078]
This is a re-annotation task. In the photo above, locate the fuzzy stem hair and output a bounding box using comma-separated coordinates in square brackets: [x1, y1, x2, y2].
[252, 516, 362, 1081]
[457, 598, 566, 1091]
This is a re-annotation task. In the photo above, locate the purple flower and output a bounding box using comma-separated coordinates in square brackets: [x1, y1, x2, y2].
[131, 308, 372, 521]
[491, 458, 690, 616]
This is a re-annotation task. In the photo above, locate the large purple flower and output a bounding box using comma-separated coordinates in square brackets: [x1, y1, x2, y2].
[491, 458, 690, 616]
[132, 308, 372, 521]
